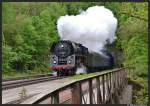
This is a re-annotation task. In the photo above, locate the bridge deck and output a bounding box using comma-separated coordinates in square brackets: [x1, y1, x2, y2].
[2, 77, 75, 104]
[2, 71, 106, 104]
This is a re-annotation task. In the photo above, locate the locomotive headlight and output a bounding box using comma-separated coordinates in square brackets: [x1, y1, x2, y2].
[53, 60, 56, 64]
[61, 44, 64, 48]
[68, 60, 71, 64]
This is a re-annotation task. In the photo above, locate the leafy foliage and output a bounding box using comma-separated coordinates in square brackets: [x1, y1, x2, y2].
[2, 2, 148, 104]
[2, 3, 66, 73]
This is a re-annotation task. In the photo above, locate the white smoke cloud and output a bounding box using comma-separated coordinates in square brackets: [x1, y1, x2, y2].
[57, 6, 117, 53]
[76, 64, 87, 74]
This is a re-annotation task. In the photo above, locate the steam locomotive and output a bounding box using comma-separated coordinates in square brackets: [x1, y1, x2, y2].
[50, 40, 114, 76]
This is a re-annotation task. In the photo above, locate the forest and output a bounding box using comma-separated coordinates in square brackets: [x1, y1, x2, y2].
[2, 2, 148, 104]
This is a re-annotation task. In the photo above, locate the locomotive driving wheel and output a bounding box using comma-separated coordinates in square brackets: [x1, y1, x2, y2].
[57, 70, 63, 76]
[57, 70, 60, 77]
[68, 69, 75, 76]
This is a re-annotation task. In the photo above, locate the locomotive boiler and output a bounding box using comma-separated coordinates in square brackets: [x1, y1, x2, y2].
[50, 40, 114, 76]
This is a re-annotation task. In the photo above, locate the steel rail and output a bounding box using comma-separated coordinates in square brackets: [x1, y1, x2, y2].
[2, 74, 52, 82]
[2, 75, 66, 90]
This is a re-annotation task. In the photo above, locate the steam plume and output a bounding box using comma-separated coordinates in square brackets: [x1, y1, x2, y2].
[57, 6, 117, 53]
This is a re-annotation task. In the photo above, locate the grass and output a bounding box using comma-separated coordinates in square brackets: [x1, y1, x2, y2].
[2, 70, 52, 79]
[69, 68, 120, 80]
[69, 72, 98, 80]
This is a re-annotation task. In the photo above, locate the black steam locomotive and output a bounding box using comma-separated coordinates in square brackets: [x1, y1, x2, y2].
[50, 40, 114, 76]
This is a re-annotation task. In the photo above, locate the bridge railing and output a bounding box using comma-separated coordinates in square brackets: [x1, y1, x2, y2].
[32, 68, 129, 104]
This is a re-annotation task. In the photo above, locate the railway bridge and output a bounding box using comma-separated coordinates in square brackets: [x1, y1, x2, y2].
[20, 67, 132, 104]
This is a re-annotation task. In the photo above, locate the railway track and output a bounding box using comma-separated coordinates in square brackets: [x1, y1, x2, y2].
[2, 74, 66, 90]
[2, 74, 53, 82]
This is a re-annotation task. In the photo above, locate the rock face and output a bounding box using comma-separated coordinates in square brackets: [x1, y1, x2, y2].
[119, 85, 133, 104]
